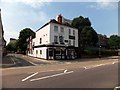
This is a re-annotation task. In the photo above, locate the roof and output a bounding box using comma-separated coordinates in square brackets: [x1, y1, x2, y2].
[36, 19, 77, 32]
[10, 38, 17, 40]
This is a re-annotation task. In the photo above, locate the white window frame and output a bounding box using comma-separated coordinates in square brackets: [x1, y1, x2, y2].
[60, 27, 64, 33]
[54, 36, 58, 43]
[69, 29, 71, 35]
[54, 26, 58, 32]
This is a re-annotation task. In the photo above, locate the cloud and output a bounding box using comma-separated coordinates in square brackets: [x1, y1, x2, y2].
[96, 0, 118, 8]
[88, 0, 118, 9]
[1, 0, 53, 8]
[1, 0, 50, 43]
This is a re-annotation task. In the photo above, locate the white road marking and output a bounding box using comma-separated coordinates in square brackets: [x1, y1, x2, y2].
[112, 62, 117, 64]
[30, 71, 74, 81]
[64, 70, 67, 73]
[22, 72, 38, 82]
[27, 61, 38, 66]
[96, 64, 105, 67]
[84, 61, 118, 70]
[84, 67, 87, 69]
[112, 62, 115, 64]
[114, 86, 120, 90]
[10, 57, 16, 64]
[66, 62, 71, 64]
[84, 64, 107, 69]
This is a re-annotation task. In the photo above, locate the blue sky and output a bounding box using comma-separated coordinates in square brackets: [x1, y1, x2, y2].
[0, 0, 118, 43]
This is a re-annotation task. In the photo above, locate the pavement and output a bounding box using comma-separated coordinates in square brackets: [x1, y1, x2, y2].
[1, 54, 34, 68]
[1, 55, 15, 68]
[12, 54, 119, 65]
[1, 54, 119, 68]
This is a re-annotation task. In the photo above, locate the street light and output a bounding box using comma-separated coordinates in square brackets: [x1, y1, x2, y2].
[98, 34, 101, 59]
[99, 45, 101, 59]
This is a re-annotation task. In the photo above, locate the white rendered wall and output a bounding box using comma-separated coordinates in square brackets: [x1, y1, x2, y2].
[33, 47, 47, 59]
[33, 24, 50, 46]
[50, 23, 78, 47]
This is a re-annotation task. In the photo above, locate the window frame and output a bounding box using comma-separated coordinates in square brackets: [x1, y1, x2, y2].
[54, 35, 58, 43]
[40, 38, 42, 44]
[54, 26, 58, 32]
[69, 29, 71, 35]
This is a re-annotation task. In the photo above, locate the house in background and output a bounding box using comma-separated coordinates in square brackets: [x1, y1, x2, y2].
[10, 38, 17, 44]
[97, 34, 109, 48]
[27, 14, 78, 60]
[0, 9, 6, 56]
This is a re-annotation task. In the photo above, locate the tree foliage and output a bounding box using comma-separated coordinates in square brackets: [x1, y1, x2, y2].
[72, 16, 98, 49]
[17, 28, 35, 54]
[108, 35, 120, 49]
[6, 42, 17, 52]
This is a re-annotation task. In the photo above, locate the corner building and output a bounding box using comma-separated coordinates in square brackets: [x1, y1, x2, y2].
[27, 15, 78, 60]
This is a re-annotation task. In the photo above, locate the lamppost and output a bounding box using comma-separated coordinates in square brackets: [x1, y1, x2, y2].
[98, 35, 101, 59]
[99, 45, 101, 58]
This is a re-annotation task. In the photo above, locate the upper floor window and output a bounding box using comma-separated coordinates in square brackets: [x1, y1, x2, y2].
[54, 36, 58, 43]
[68, 40, 71, 45]
[60, 27, 64, 33]
[73, 30, 75, 35]
[73, 40, 75, 46]
[33, 42, 35, 46]
[59, 36, 64, 44]
[40, 38, 42, 44]
[69, 29, 71, 34]
[54, 26, 58, 32]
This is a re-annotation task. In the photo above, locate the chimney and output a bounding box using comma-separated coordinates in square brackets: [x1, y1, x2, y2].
[57, 14, 62, 24]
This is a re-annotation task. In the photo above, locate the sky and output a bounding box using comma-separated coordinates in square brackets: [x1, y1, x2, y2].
[0, 0, 119, 44]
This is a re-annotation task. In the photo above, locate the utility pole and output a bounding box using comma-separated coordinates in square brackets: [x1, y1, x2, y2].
[98, 35, 101, 59]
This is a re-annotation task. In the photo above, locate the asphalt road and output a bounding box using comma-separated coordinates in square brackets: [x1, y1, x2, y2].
[2, 54, 34, 68]
[2, 61, 119, 89]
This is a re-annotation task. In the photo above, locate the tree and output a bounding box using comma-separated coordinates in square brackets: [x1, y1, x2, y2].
[17, 28, 35, 54]
[6, 42, 17, 53]
[72, 16, 98, 57]
[108, 35, 120, 49]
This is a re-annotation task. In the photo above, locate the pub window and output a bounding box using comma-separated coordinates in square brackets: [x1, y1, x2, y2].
[60, 27, 64, 33]
[54, 26, 58, 32]
[56, 50, 61, 55]
[69, 29, 71, 34]
[40, 50, 42, 54]
[69, 40, 71, 45]
[59, 36, 64, 44]
[54, 36, 58, 43]
[73, 40, 75, 46]
[40, 38, 42, 44]
[73, 30, 75, 35]
[36, 50, 38, 55]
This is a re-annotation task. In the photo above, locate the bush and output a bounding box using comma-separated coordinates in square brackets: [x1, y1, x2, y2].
[83, 50, 98, 55]
[83, 49, 118, 56]
[101, 50, 118, 56]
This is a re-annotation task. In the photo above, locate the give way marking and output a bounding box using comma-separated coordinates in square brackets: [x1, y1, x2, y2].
[30, 70, 73, 82]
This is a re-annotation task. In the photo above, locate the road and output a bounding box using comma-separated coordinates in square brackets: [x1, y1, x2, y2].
[2, 54, 34, 68]
[1, 57, 119, 89]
